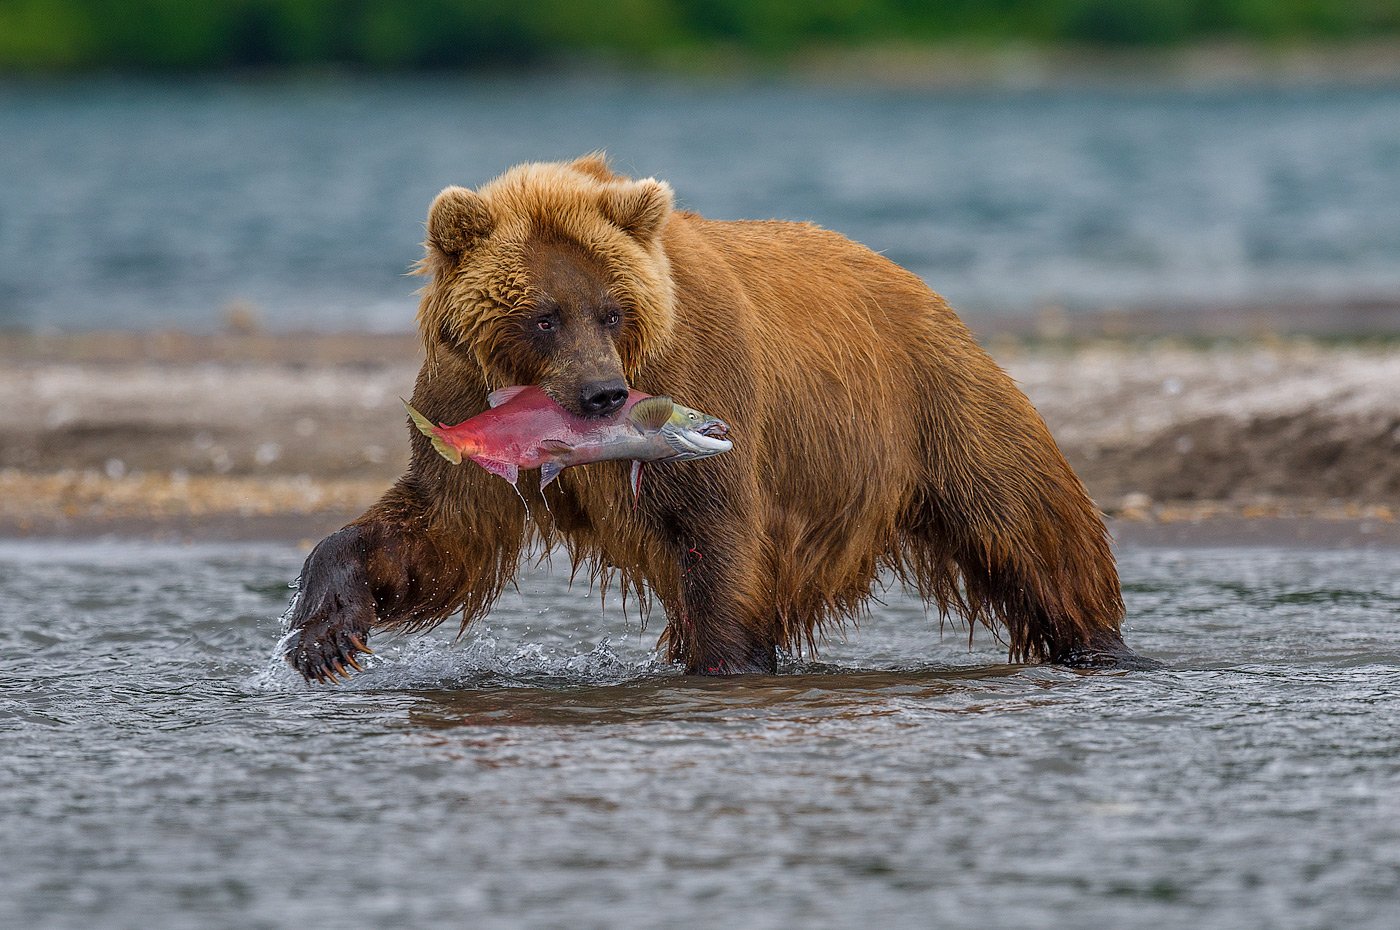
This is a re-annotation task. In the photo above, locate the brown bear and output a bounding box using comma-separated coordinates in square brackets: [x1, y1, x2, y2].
[283, 154, 1153, 682]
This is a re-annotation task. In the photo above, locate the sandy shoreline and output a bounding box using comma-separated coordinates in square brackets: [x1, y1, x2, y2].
[3, 326, 1399, 547]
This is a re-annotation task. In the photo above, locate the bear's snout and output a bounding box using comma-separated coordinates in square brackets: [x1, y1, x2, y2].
[578, 379, 629, 417]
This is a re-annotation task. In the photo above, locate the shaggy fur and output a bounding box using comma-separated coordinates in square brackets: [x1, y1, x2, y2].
[283, 154, 1145, 682]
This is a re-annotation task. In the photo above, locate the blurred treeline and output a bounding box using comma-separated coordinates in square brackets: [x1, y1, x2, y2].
[3, 0, 1400, 71]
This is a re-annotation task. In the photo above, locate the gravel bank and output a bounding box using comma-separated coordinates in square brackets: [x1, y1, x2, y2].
[3, 331, 1398, 540]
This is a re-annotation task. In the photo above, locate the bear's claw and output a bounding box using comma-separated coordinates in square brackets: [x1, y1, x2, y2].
[286, 624, 375, 684]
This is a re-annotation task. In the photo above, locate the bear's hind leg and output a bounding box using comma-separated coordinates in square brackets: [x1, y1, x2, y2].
[908, 484, 1159, 671]
[1055, 628, 1163, 670]
[902, 342, 1162, 670]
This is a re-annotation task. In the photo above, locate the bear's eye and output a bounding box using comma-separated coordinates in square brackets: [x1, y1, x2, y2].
[602, 310, 621, 328]
[535, 318, 555, 332]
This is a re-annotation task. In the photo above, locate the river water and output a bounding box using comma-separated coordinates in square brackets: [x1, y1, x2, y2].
[3, 77, 1400, 330]
[2, 539, 1397, 928]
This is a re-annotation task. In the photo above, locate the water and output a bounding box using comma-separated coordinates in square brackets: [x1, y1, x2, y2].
[2, 540, 1398, 929]
[3, 77, 1400, 331]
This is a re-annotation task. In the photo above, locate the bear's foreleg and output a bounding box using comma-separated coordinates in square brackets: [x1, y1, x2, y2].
[283, 483, 516, 682]
[662, 534, 778, 675]
[282, 524, 378, 682]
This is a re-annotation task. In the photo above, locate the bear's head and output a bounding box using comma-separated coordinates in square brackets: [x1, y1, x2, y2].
[416, 154, 676, 418]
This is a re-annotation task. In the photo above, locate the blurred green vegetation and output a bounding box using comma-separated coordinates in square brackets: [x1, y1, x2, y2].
[2, 0, 1399, 71]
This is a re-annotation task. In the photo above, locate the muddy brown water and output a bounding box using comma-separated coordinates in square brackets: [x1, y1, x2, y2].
[2, 539, 1398, 928]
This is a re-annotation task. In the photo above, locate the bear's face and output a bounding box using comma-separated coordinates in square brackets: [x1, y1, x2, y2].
[416, 157, 676, 418]
[512, 236, 630, 416]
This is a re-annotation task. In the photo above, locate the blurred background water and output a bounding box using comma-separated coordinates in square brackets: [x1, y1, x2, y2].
[3, 76, 1400, 331]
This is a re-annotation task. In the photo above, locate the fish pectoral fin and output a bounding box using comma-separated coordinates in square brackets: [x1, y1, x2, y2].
[629, 461, 644, 501]
[471, 457, 519, 485]
[540, 460, 565, 490]
[486, 385, 531, 408]
[627, 396, 674, 430]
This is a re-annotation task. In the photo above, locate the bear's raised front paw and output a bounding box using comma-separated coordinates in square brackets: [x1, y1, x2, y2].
[284, 620, 375, 684]
[283, 526, 378, 684]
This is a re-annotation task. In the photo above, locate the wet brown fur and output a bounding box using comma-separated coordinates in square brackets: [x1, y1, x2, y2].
[337, 153, 1127, 673]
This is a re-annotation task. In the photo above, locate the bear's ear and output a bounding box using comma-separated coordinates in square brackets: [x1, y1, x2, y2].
[600, 178, 673, 243]
[426, 185, 495, 258]
[570, 151, 620, 183]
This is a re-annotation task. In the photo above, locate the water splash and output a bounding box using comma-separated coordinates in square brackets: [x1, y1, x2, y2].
[248, 623, 658, 693]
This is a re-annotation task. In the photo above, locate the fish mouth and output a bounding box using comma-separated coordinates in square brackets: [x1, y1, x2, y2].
[663, 419, 734, 457]
[698, 419, 729, 440]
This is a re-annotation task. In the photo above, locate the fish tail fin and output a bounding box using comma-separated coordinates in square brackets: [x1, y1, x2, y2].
[401, 398, 462, 465]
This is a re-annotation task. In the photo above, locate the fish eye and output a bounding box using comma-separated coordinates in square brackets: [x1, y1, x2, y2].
[688, 412, 698, 420]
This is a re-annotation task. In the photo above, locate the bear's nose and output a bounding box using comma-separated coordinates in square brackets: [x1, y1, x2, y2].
[578, 379, 629, 417]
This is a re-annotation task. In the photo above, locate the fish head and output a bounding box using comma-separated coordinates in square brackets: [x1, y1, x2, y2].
[660, 403, 733, 459]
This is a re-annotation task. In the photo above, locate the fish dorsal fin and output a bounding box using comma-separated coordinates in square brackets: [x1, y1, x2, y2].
[628, 396, 674, 430]
[540, 460, 565, 490]
[487, 386, 530, 408]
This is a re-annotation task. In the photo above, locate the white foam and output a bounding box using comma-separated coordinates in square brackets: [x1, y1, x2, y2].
[248, 623, 663, 693]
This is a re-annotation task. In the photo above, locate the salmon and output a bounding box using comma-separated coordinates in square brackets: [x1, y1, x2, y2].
[403, 386, 731, 497]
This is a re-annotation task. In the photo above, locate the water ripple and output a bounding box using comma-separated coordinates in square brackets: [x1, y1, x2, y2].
[2, 541, 1399, 928]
